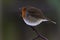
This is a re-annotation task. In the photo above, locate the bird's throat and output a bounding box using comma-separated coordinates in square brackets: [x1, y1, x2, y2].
[22, 7, 26, 18]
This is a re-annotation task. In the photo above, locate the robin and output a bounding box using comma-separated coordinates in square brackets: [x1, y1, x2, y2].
[19, 6, 56, 26]
[18, 6, 56, 40]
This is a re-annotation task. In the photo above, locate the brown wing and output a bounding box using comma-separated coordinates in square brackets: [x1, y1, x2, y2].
[27, 7, 45, 19]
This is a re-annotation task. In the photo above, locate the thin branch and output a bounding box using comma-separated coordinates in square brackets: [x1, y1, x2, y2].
[30, 26, 48, 40]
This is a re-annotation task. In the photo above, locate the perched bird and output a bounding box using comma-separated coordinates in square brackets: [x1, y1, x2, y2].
[21, 6, 56, 26]
[18, 6, 56, 40]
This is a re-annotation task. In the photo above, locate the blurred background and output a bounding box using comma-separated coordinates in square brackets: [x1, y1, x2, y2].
[0, 0, 60, 40]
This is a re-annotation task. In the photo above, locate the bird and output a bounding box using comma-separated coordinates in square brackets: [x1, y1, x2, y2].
[18, 6, 56, 40]
[21, 6, 56, 26]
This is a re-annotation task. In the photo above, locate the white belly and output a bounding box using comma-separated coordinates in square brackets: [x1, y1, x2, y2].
[23, 16, 48, 26]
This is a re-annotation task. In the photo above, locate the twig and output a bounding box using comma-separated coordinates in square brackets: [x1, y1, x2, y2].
[30, 26, 48, 40]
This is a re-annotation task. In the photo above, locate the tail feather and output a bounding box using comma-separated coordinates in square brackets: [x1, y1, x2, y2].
[50, 21, 56, 24]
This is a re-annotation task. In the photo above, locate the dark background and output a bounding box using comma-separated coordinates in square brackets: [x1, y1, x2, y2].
[2, 0, 58, 40]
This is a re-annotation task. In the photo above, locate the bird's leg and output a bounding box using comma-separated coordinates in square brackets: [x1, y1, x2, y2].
[30, 26, 48, 40]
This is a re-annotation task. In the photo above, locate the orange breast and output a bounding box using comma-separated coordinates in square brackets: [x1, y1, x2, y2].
[22, 7, 26, 18]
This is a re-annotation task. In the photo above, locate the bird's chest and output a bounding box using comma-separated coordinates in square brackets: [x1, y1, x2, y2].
[23, 15, 42, 26]
[26, 16, 38, 23]
[23, 12, 48, 26]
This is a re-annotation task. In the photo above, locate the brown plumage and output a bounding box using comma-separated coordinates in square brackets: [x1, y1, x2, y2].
[22, 6, 45, 19]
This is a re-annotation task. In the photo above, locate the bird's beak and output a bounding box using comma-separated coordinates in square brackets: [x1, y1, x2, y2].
[18, 8, 22, 17]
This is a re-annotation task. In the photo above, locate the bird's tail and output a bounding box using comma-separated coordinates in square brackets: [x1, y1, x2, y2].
[50, 21, 56, 24]
[45, 17, 56, 24]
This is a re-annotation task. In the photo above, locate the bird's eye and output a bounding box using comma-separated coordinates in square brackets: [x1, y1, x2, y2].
[26, 12, 30, 17]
